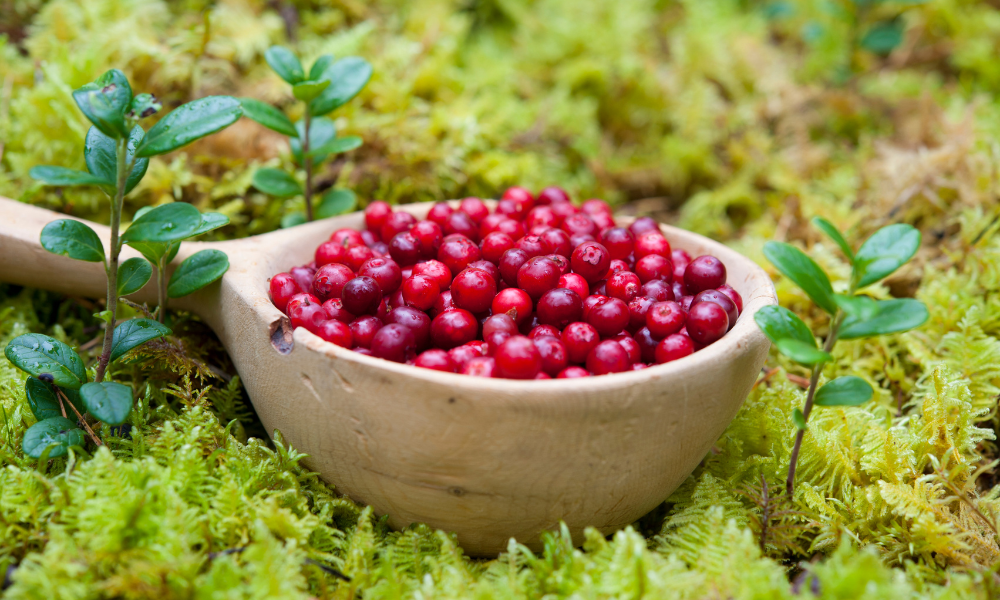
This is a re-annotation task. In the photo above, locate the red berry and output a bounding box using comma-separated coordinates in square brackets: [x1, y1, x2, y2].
[437, 235, 482, 275]
[462, 356, 496, 377]
[581, 293, 604, 319]
[501, 186, 535, 213]
[684, 256, 727, 294]
[448, 342, 486, 370]
[517, 256, 561, 300]
[539, 228, 572, 257]
[686, 301, 729, 344]
[344, 245, 375, 272]
[401, 274, 440, 311]
[290, 266, 316, 292]
[634, 231, 670, 259]
[557, 273, 589, 299]
[537, 186, 571, 205]
[581, 198, 612, 216]
[561, 322, 600, 364]
[492, 287, 533, 326]
[331, 228, 366, 248]
[288, 297, 327, 334]
[389, 232, 424, 266]
[385, 306, 432, 350]
[529, 324, 561, 339]
[445, 211, 480, 242]
[634, 327, 659, 362]
[364, 201, 393, 233]
[361, 230, 379, 247]
[480, 232, 515, 264]
[410, 220, 444, 256]
[525, 206, 560, 230]
[430, 308, 478, 349]
[451, 268, 497, 313]
[569, 232, 595, 250]
[680, 295, 694, 312]
[533, 335, 568, 376]
[627, 296, 655, 331]
[608, 259, 630, 276]
[412, 259, 452, 290]
[585, 296, 629, 337]
[671, 249, 691, 281]
[358, 258, 402, 295]
[655, 334, 694, 364]
[493, 218, 525, 240]
[380, 211, 417, 242]
[370, 323, 417, 363]
[341, 276, 383, 315]
[515, 234, 547, 259]
[432, 289, 455, 316]
[427, 202, 454, 227]
[349, 316, 383, 349]
[413, 349, 456, 372]
[646, 301, 686, 339]
[692, 289, 739, 330]
[717, 283, 744, 313]
[483, 313, 519, 338]
[561, 213, 597, 237]
[322, 298, 355, 323]
[316, 320, 353, 348]
[606, 271, 641, 302]
[628, 217, 659, 237]
[468, 259, 501, 285]
[494, 336, 542, 379]
[459, 197, 490, 223]
[635, 254, 674, 284]
[536, 288, 583, 329]
[640, 279, 674, 302]
[586, 339, 630, 375]
[315, 241, 348, 267]
[598, 227, 634, 261]
[612, 332, 641, 364]
[571, 242, 611, 284]
[269, 273, 300, 312]
[557, 366, 591, 378]
[286, 292, 319, 315]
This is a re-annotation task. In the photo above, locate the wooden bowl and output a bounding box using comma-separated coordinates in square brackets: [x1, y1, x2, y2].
[0, 198, 776, 556]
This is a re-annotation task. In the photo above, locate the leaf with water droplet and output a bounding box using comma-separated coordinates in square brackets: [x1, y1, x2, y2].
[308, 57, 372, 117]
[40, 219, 105, 262]
[29, 166, 108, 187]
[168, 249, 229, 298]
[109, 318, 171, 363]
[117, 257, 152, 295]
[239, 97, 297, 137]
[80, 381, 133, 425]
[84, 125, 149, 196]
[135, 96, 243, 157]
[121, 203, 202, 243]
[72, 69, 132, 139]
[25, 377, 86, 421]
[23, 417, 85, 458]
[4, 334, 86, 389]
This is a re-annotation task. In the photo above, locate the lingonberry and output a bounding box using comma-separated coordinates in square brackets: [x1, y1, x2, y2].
[468, 260, 501, 284]
[432, 289, 455, 316]
[493, 218, 525, 240]
[388, 231, 423, 266]
[515, 234, 547, 260]
[717, 283, 743, 313]
[462, 356, 496, 377]
[536, 288, 583, 329]
[290, 265, 316, 293]
[679, 295, 694, 312]
[344, 245, 375, 272]
[581, 198, 611, 216]
[585, 296, 629, 337]
[532, 335, 568, 376]
[322, 298, 355, 323]
[684, 255, 726, 294]
[269, 273, 300, 312]
[401, 274, 440, 311]
[686, 301, 729, 344]
[430, 308, 478, 349]
[501, 186, 534, 212]
[288, 297, 327, 334]
[413, 349, 456, 372]
[537, 186, 571, 205]
[640, 279, 674, 302]
[599, 227, 634, 261]
[546, 254, 570, 276]
[633, 231, 670, 259]
[437, 235, 482, 275]
[561, 322, 600, 364]
[557, 366, 591, 378]
[451, 268, 497, 313]
[528, 207, 562, 231]
[557, 273, 589, 299]
[410, 220, 444, 257]
[286, 292, 320, 316]
[692, 289, 738, 329]
[581, 293, 605, 319]
[492, 287, 533, 325]
[426, 202, 454, 227]
[608, 259, 630, 276]
[591, 211, 615, 230]
[316, 319, 353, 348]
[591, 280, 607, 296]
[483, 313, 519, 339]
[627, 296, 655, 331]
[445, 210, 480, 242]
[535, 372, 552, 380]
[331, 228, 366, 248]
[376, 298, 390, 322]
[412, 259, 452, 290]
[550, 201, 577, 221]
[539, 228, 572, 257]
[358, 258, 402, 295]
[570, 241, 611, 284]
[479, 213, 508, 237]
[315, 240, 348, 267]
[480, 231, 515, 264]
[517, 256, 561, 300]
[655, 334, 694, 364]
[628, 217, 659, 237]
[569, 232, 596, 250]
[530, 324, 561, 339]
[606, 271, 641, 302]
[448, 342, 485, 370]
[361, 229, 380, 247]
[494, 336, 542, 379]
[635, 254, 673, 283]
[672, 282, 685, 301]
[385, 306, 432, 350]
[364, 201, 393, 233]
[632, 362, 648, 371]
[671, 249, 692, 281]
[612, 333, 641, 364]
[561, 213, 597, 237]
[370, 323, 417, 363]
[380, 211, 417, 242]
[459, 197, 490, 223]
[586, 339, 631, 375]
[341, 276, 383, 315]
[634, 327, 659, 363]
[646, 301, 686, 339]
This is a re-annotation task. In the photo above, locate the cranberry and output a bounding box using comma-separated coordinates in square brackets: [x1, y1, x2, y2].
[468, 260, 501, 284]
[371, 241, 390, 257]
[717, 283, 744, 314]
[640, 279, 674, 302]
[448, 342, 485, 370]
[536, 288, 583, 329]
[412, 259, 452, 290]
[376, 297, 390, 322]
[525, 206, 560, 230]
[483, 313, 518, 338]
[459, 197, 489, 223]
[401, 274, 440, 311]
[409, 220, 443, 255]
[462, 356, 496, 377]
[557, 366, 591, 378]
[606, 271, 641, 302]
[612, 333, 641, 364]
[537, 186, 570, 205]
[569, 232, 596, 250]
[517, 256, 561, 300]
[528, 324, 559, 339]
[451, 268, 497, 313]
[529, 335, 566, 375]
[354, 348, 373, 356]
[331, 228, 365, 248]
[413, 349, 456, 372]
[348, 315, 382, 349]
[551, 201, 577, 220]
[290, 266, 316, 293]
[646, 301, 686, 339]
[591, 280, 607, 296]
[561, 322, 600, 364]
[430, 308, 478, 349]
[535, 372, 552, 380]
[364, 201, 393, 233]
[686, 301, 729, 344]
[692, 289, 738, 327]
[571, 242, 611, 284]
[437, 236, 482, 275]
[388, 289, 406, 310]
[314, 319, 353, 348]
[608, 259, 630, 276]
[492, 287, 533, 325]
[539, 228, 571, 257]
[598, 227, 634, 260]
[491, 336, 540, 379]
[628, 217, 659, 237]
[671, 249, 692, 279]
[684, 256, 727, 294]
[358, 258, 402, 295]
[581, 198, 611, 216]
[322, 298, 355, 323]
[480, 232, 515, 264]
[370, 323, 416, 363]
[680, 295, 694, 312]
[341, 276, 383, 315]
[672, 282, 685, 300]
[515, 234, 547, 258]
[493, 218, 525, 240]
[634, 327, 659, 362]
[655, 334, 694, 364]
[557, 273, 589, 299]
[635, 254, 673, 283]
[634, 231, 670, 259]
[586, 339, 630, 375]
[361, 230, 379, 247]
[432, 289, 455, 316]
[286, 292, 319, 315]
[627, 296, 655, 331]
[389, 231, 424, 266]
[427, 202, 454, 227]
[288, 297, 327, 334]
[445, 211, 480, 242]
[585, 296, 629, 337]
[592, 211, 615, 230]
[632, 362, 648, 371]
[561, 213, 597, 237]
[581, 294, 605, 319]
[501, 186, 534, 213]
[315, 241, 348, 267]
[385, 306, 432, 350]
[344, 245, 375, 272]
[479, 213, 507, 237]
[380, 211, 417, 242]
[269, 273, 300, 312]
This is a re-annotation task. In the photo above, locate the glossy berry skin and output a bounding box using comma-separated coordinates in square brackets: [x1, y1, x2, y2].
[608, 259, 629, 276]
[451, 268, 497, 313]
[364, 201, 393, 233]
[517, 256, 561, 300]
[448, 342, 486, 370]
[550, 201, 577, 221]
[344, 245, 375, 272]
[633, 232, 670, 259]
[437, 236, 482, 275]
[332, 228, 366, 248]
[634, 327, 659, 363]
[569, 232, 595, 250]
[585, 296, 630, 337]
[537, 186, 570, 205]
[546, 254, 570, 276]
[459, 197, 490, 223]
[286, 292, 320, 316]
[684, 256, 727, 294]
[515, 234, 547, 258]
[413, 349, 456, 372]
[525, 206, 559, 230]
[536, 288, 583, 329]
[686, 301, 729, 344]
[493, 218, 525, 240]
[385, 306, 432, 350]
[561, 322, 600, 364]
[412, 259, 452, 290]
[322, 298, 355, 323]
[483, 313, 519, 339]
[445, 211, 480, 242]
[671, 249, 692, 281]
[571, 242, 611, 284]
[427, 202, 454, 227]
[655, 334, 695, 364]
[581, 294, 605, 320]
[494, 336, 542, 379]
[557, 366, 591, 378]
[581, 198, 611, 216]
[401, 275, 440, 311]
[628, 217, 659, 237]
[692, 289, 738, 329]
[468, 260, 501, 285]
[288, 297, 327, 334]
[462, 356, 496, 377]
[586, 340, 631, 375]
[539, 228, 572, 257]
[561, 213, 597, 237]
[316, 320, 353, 348]
[341, 276, 383, 316]
[606, 271, 641, 302]
[501, 186, 535, 213]
[612, 333, 641, 364]
[358, 258, 402, 295]
[640, 279, 674, 302]
[370, 323, 417, 363]
[492, 288, 533, 326]
[529, 324, 561, 339]
[480, 232, 515, 264]
[348, 316, 383, 349]
[717, 283, 744, 313]
[646, 301, 686, 339]
[533, 335, 568, 376]
[557, 273, 589, 299]
[432, 289, 455, 316]
[635, 254, 673, 284]
[269, 273, 300, 312]
[380, 211, 417, 242]
[627, 296, 655, 332]
[315, 240, 348, 267]
[410, 220, 444, 257]
[430, 308, 478, 349]
[599, 227, 634, 261]
[389, 232, 424, 267]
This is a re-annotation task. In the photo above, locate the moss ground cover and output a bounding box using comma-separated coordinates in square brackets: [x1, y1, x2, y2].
[1, 0, 1000, 597]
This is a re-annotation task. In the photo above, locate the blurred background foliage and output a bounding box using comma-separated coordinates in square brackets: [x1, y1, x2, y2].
[2, 0, 1000, 597]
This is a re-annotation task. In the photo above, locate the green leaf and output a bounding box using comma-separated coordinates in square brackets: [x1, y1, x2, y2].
[265, 46, 305, 84]
[791, 408, 807, 430]
[839, 298, 928, 340]
[135, 96, 243, 157]
[753, 305, 816, 347]
[25, 377, 85, 421]
[814, 376, 874, 407]
[252, 168, 302, 198]
[861, 19, 904, 55]
[281, 212, 306, 228]
[168, 249, 229, 298]
[309, 57, 373, 117]
[72, 69, 132, 138]
[763, 241, 838, 314]
[22, 417, 84, 459]
[127, 240, 178, 265]
[306, 135, 362, 160]
[316, 189, 358, 218]
[121, 203, 202, 243]
[775, 339, 831, 366]
[292, 79, 330, 102]
[129, 93, 161, 119]
[309, 54, 334, 80]
[109, 318, 171, 363]
[853, 224, 921, 288]
[239, 98, 297, 137]
[40, 219, 105, 262]
[117, 257, 152, 295]
[833, 294, 878, 321]
[30, 166, 108, 187]
[4, 334, 86, 389]
[189, 212, 230, 237]
[290, 117, 336, 164]
[84, 125, 150, 196]
[812, 217, 854, 260]
[80, 381, 133, 425]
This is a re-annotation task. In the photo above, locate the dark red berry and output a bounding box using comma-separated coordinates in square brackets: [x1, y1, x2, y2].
[349, 315, 382, 349]
[322, 298, 355, 323]
[581, 198, 611, 216]
[557, 273, 589, 299]
[316, 320, 353, 348]
[586, 339, 630, 375]
[380, 211, 417, 242]
[634, 327, 659, 362]
[612, 333, 641, 364]
[608, 259, 629, 276]
[413, 349, 456, 372]
[385, 306, 432, 350]
[640, 279, 674, 302]
[671, 249, 691, 280]
[655, 334, 694, 364]
[646, 301, 686, 339]
[561, 213, 597, 237]
[692, 289, 738, 329]
[533, 335, 568, 376]
[717, 283, 744, 313]
[341, 276, 383, 315]
[530, 324, 561, 339]
[427, 202, 454, 227]
[492, 287, 533, 326]
[635, 254, 673, 284]
[430, 308, 478, 349]
[569, 232, 595, 250]
[448, 342, 486, 370]
[480, 232, 515, 264]
[686, 301, 729, 344]
[599, 227, 634, 261]
[361, 229, 379, 247]
[561, 322, 600, 364]
[684, 256, 727, 294]
[536, 288, 583, 329]
[410, 220, 444, 257]
[459, 197, 489, 223]
[358, 258, 402, 295]
[445, 211, 480, 242]
[537, 186, 570, 205]
[524, 206, 559, 230]
[557, 366, 591, 378]
[585, 296, 629, 337]
[467, 260, 501, 285]
[286, 292, 319, 315]
[628, 217, 659, 238]
[370, 323, 416, 363]
[515, 234, 547, 258]
[571, 241, 611, 284]
[365, 201, 393, 233]
[451, 268, 497, 313]
[627, 296, 655, 331]
[401, 274, 440, 311]
[493, 218, 525, 240]
[288, 297, 327, 334]
[315, 241, 348, 267]
[290, 266, 316, 293]
[344, 245, 375, 272]
[539, 228, 571, 257]
[606, 271, 641, 302]
[332, 228, 366, 248]
[432, 289, 455, 316]
[389, 232, 423, 266]
[517, 256, 561, 300]
[269, 273, 300, 312]
[437, 235, 482, 275]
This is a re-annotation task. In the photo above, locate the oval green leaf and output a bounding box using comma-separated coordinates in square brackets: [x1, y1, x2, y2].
[309, 54, 334, 80]
[307, 135, 362, 160]
[40, 219, 105, 262]
[791, 407, 807, 431]
[775, 339, 832, 366]
[84, 125, 149, 195]
[812, 217, 853, 260]
[861, 19, 904, 55]
[121, 202, 202, 244]
[290, 117, 336, 164]
[135, 96, 243, 157]
[853, 224, 921, 289]
[308, 57, 373, 117]
[292, 79, 330, 102]
[753, 305, 815, 347]
[280, 212, 307, 229]
[316, 189, 358, 219]
[23, 417, 85, 459]
[80, 381, 133, 425]
[168, 249, 229, 298]
[763, 241, 838, 314]
[265, 45, 305, 84]
[240, 98, 297, 137]
[833, 294, 878, 321]
[4, 334, 86, 389]
[72, 69, 132, 139]
[109, 318, 171, 363]
[117, 257, 152, 295]
[252, 168, 302, 198]
[25, 377, 86, 421]
[30, 166, 108, 187]
[838, 298, 929, 340]
[814, 376, 874, 407]
[189, 212, 230, 237]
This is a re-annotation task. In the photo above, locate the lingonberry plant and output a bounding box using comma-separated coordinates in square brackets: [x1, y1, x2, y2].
[754, 217, 929, 495]
[243, 46, 372, 225]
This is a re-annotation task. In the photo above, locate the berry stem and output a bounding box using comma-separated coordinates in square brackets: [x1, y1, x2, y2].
[303, 109, 314, 222]
[95, 137, 132, 383]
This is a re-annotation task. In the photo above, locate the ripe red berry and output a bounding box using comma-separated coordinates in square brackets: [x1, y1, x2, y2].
[341, 276, 383, 315]
[462, 356, 496, 377]
[557, 366, 591, 378]
[515, 234, 547, 259]
[410, 220, 444, 257]
[413, 349, 456, 372]
[315, 240, 348, 267]
[459, 197, 490, 223]
[480, 232, 515, 264]
[445, 211, 480, 242]
[569, 232, 595, 250]
[581, 198, 611, 216]
[316, 320, 353, 348]
[269, 273, 300, 312]
[628, 217, 659, 237]
[571, 241, 611, 284]
[686, 301, 729, 344]
[537, 186, 570, 205]
[671, 249, 691, 280]
[494, 336, 542, 379]
[389, 232, 424, 266]
[655, 334, 694, 364]
[493, 218, 525, 240]
[380, 211, 417, 242]
[344, 245, 375, 272]
[401, 274, 440, 311]
[633, 231, 670, 259]
[501, 186, 535, 212]
[684, 256, 727, 294]
[358, 258, 402, 295]
[561, 322, 600, 364]
[412, 259, 452, 290]
[635, 254, 673, 284]
[606, 271, 641, 302]
[468, 260, 501, 285]
[539, 228, 572, 257]
[322, 298, 355, 323]
[612, 332, 641, 364]
[533, 335, 568, 376]
[536, 288, 583, 329]
[286, 292, 319, 315]
[448, 342, 486, 370]
[646, 301, 686, 339]
[517, 256, 561, 300]
[585, 296, 629, 337]
[385, 306, 432, 351]
[290, 265, 316, 294]
[432, 289, 455, 316]
[437, 235, 482, 275]
[349, 316, 383, 349]
[561, 213, 597, 237]
[640, 279, 674, 302]
[599, 227, 634, 261]
[370, 323, 417, 363]
[692, 289, 738, 329]
[634, 327, 659, 362]
[608, 259, 630, 276]
[557, 273, 589, 299]
[627, 296, 655, 332]
[427, 202, 454, 227]
[451, 268, 497, 313]
[492, 287, 533, 326]
[430, 308, 478, 349]
[586, 339, 631, 375]
[717, 283, 744, 314]
[364, 201, 393, 233]
[288, 297, 327, 334]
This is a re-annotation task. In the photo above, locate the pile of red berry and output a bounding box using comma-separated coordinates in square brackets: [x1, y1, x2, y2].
[268, 186, 742, 379]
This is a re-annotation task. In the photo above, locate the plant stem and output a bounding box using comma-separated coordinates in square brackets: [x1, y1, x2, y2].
[303, 110, 314, 222]
[785, 313, 844, 496]
[95, 138, 132, 382]
[55, 388, 102, 447]
[157, 256, 168, 322]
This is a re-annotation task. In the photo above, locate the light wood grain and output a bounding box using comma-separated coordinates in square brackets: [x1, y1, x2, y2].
[0, 196, 776, 555]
